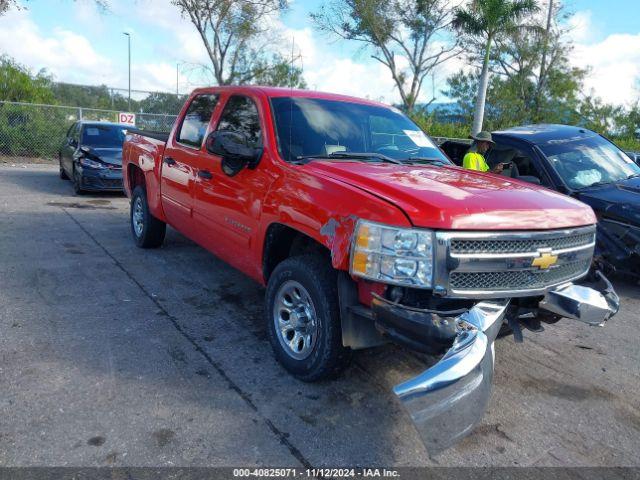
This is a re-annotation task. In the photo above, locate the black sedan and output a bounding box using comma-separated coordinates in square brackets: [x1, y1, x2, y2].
[441, 124, 640, 277]
[59, 121, 127, 193]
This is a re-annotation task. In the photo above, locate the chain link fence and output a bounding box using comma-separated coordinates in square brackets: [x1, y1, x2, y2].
[0, 101, 177, 159]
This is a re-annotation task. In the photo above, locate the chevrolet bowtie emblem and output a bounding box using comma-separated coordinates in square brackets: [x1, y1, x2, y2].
[532, 252, 558, 269]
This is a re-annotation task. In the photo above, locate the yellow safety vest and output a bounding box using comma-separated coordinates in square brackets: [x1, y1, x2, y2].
[462, 152, 490, 172]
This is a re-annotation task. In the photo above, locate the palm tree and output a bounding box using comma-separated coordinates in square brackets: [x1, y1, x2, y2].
[453, 0, 539, 134]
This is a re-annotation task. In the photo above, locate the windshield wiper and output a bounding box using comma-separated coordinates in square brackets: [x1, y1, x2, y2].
[295, 152, 403, 165]
[627, 173, 640, 180]
[404, 156, 447, 166]
[579, 180, 614, 190]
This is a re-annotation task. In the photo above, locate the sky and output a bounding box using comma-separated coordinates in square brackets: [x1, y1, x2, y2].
[0, 0, 638, 107]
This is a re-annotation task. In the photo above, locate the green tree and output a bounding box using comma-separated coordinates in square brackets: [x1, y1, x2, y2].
[488, 1, 586, 122]
[50, 82, 132, 110]
[250, 55, 307, 88]
[0, 0, 21, 15]
[578, 96, 624, 135]
[452, 0, 538, 134]
[1, 0, 109, 16]
[0, 55, 55, 103]
[138, 92, 188, 114]
[311, 0, 458, 113]
[171, 0, 304, 86]
[444, 5, 588, 128]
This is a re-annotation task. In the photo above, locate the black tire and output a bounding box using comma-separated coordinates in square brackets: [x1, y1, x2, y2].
[130, 185, 166, 248]
[265, 254, 351, 382]
[59, 156, 69, 180]
[497, 323, 512, 339]
[72, 167, 84, 195]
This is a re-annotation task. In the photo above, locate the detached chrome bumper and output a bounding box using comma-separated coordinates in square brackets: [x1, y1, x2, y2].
[539, 271, 619, 326]
[390, 276, 619, 455]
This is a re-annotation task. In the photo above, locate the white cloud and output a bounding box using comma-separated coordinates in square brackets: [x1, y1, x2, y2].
[0, 8, 113, 84]
[568, 10, 640, 106]
[11, 1, 636, 111]
[567, 10, 593, 44]
[0, 4, 196, 95]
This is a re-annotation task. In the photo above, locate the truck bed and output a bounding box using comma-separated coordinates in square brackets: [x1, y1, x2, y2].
[125, 128, 170, 143]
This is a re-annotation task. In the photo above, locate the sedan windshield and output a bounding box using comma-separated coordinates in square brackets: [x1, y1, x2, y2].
[82, 124, 127, 148]
[540, 135, 640, 190]
[270, 97, 450, 164]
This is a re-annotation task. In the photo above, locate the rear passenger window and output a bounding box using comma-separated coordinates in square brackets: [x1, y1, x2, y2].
[216, 96, 262, 148]
[177, 94, 219, 148]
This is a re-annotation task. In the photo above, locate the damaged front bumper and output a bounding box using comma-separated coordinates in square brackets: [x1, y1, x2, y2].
[373, 275, 619, 454]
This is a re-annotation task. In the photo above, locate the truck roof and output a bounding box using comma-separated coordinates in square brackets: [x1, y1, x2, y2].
[190, 85, 392, 109]
[493, 124, 598, 145]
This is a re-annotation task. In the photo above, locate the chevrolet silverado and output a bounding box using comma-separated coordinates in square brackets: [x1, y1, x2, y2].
[122, 86, 619, 453]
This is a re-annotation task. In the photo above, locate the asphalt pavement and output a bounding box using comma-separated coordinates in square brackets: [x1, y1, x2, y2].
[1, 164, 639, 467]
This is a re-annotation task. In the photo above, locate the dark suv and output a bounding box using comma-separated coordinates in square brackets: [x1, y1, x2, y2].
[440, 124, 640, 276]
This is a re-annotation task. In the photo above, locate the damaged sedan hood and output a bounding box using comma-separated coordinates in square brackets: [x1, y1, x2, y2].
[83, 147, 123, 167]
[306, 161, 595, 230]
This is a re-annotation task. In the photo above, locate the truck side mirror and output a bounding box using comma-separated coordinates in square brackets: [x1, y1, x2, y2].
[205, 130, 262, 177]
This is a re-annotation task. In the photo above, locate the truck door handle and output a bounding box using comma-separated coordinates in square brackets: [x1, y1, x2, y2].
[163, 157, 176, 166]
[198, 169, 213, 180]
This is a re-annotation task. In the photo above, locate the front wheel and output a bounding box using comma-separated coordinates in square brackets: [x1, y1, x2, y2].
[130, 185, 166, 248]
[265, 254, 351, 382]
[72, 167, 84, 194]
[59, 156, 69, 180]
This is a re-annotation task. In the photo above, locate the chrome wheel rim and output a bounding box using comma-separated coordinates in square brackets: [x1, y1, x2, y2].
[273, 280, 318, 360]
[132, 197, 144, 237]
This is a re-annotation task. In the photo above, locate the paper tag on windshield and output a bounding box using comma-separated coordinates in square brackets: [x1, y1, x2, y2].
[403, 130, 435, 148]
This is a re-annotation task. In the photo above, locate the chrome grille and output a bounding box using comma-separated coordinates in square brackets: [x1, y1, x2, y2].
[450, 232, 594, 255]
[449, 260, 592, 291]
[433, 226, 596, 298]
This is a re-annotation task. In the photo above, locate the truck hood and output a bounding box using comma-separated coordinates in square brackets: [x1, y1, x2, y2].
[305, 161, 595, 230]
[576, 176, 640, 227]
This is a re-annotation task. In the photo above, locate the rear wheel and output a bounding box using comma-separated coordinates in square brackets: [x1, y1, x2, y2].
[130, 185, 166, 248]
[266, 254, 350, 382]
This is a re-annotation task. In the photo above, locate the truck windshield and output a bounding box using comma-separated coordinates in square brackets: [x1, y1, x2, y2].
[270, 97, 450, 164]
[540, 135, 640, 190]
[82, 124, 128, 148]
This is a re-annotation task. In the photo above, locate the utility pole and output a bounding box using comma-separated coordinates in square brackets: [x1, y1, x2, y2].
[176, 63, 179, 95]
[123, 32, 131, 111]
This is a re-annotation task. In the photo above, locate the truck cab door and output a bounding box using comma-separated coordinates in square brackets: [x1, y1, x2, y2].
[160, 93, 219, 235]
[191, 93, 270, 277]
[488, 138, 555, 188]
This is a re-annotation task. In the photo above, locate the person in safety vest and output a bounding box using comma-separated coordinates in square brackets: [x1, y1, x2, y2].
[462, 131, 504, 174]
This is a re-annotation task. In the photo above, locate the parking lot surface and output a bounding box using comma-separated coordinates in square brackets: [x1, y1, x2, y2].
[1, 164, 639, 467]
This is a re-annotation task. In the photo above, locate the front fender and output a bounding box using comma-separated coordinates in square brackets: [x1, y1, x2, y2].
[259, 167, 410, 273]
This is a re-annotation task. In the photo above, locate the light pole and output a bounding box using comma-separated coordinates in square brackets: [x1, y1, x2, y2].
[123, 32, 131, 111]
[176, 62, 188, 96]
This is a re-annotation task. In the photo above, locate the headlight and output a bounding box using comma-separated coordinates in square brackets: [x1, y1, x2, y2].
[350, 220, 434, 288]
[79, 157, 106, 169]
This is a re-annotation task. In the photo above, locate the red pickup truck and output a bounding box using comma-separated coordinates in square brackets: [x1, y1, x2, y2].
[123, 86, 619, 453]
